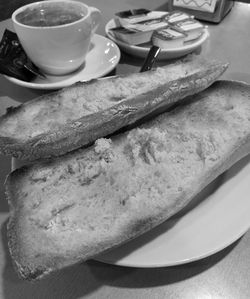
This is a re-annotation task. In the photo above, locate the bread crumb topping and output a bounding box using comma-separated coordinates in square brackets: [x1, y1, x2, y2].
[94, 138, 114, 163]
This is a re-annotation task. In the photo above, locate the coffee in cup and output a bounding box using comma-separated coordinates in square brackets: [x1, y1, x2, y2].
[12, 0, 102, 76]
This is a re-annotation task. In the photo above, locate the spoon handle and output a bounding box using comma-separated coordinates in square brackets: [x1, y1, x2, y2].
[140, 45, 161, 72]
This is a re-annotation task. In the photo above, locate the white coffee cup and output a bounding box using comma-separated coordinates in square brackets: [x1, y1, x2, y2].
[12, 0, 102, 76]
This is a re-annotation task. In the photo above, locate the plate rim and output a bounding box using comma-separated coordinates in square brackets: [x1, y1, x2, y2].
[4, 34, 121, 90]
[95, 225, 249, 268]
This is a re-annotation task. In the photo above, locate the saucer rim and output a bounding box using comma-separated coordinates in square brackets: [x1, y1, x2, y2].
[4, 34, 121, 90]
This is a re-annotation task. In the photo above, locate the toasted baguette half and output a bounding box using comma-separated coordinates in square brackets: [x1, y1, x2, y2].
[5, 80, 250, 281]
[0, 57, 227, 161]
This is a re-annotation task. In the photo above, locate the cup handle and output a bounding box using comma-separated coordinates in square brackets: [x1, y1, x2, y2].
[89, 7, 102, 33]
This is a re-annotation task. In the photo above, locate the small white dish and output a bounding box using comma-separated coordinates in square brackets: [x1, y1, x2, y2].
[4, 34, 120, 90]
[95, 155, 250, 267]
[105, 18, 209, 60]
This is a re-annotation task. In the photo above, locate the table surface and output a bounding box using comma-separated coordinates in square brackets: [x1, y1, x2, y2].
[0, 1, 250, 298]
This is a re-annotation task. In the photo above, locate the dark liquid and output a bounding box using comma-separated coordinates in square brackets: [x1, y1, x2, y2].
[16, 2, 85, 27]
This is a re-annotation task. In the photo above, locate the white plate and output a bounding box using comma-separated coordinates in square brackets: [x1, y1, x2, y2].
[12, 155, 250, 268]
[105, 19, 209, 60]
[4, 34, 120, 90]
[95, 155, 250, 267]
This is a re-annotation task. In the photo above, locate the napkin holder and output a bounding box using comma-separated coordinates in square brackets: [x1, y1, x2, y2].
[168, 0, 234, 23]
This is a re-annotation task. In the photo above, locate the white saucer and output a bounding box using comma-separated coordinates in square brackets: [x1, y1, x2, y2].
[105, 18, 209, 60]
[4, 34, 120, 90]
[95, 155, 250, 267]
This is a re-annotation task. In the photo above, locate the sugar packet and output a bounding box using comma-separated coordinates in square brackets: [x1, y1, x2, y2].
[0, 29, 45, 81]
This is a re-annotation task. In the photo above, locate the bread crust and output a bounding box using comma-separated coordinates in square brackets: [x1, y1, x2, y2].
[5, 80, 250, 281]
[0, 58, 227, 161]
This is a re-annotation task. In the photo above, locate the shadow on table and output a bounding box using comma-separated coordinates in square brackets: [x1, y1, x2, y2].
[88, 239, 239, 289]
[0, 75, 47, 104]
[1, 220, 104, 299]
[0, 155, 12, 213]
[116, 47, 204, 78]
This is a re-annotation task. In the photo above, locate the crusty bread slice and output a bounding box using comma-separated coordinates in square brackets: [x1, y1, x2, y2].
[5, 80, 250, 281]
[0, 57, 227, 161]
